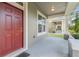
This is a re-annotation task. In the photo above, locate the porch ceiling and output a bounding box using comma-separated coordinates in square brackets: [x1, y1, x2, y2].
[34, 2, 67, 16]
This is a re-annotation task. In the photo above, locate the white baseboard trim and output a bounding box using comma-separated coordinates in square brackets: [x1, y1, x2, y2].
[4, 48, 27, 57]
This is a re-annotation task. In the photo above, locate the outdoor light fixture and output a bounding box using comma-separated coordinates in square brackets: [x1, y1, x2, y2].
[51, 8, 55, 11]
[51, 6, 55, 11]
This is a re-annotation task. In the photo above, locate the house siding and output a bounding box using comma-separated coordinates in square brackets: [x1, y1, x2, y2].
[28, 2, 47, 48]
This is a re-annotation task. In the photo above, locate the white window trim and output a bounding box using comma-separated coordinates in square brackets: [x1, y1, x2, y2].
[37, 10, 47, 19]
[37, 10, 47, 37]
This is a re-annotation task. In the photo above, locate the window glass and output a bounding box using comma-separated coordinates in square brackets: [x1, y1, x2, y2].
[38, 24, 42, 32]
[43, 25, 45, 31]
[38, 14, 46, 33]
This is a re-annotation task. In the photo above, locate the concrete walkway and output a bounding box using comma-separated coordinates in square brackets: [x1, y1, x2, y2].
[26, 37, 68, 57]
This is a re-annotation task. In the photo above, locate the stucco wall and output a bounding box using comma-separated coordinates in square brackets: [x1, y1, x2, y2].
[47, 13, 65, 33]
[48, 22, 56, 33]
[28, 3, 47, 48]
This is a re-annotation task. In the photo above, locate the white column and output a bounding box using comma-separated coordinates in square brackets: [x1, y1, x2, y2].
[24, 2, 28, 50]
[64, 15, 69, 34]
[62, 20, 64, 34]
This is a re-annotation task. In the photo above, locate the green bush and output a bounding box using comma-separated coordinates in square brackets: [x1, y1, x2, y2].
[72, 33, 79, 39]
[68, 30, 75, 34]
[68, 13, 79, 40]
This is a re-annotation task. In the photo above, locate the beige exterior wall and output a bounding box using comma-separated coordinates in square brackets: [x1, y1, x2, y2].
[28, 3, 47, 48]
[48, 22, 56, 33]
[47, 13, 65, 33]
[28, 3, 37, 48]
[48, 21, 63, 33]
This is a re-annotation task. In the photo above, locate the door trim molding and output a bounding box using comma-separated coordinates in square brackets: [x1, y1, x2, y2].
[7, 2, 24, 10]
[23, 3, 29, 50]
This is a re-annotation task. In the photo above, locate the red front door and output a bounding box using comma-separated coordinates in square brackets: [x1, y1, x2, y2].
[0, 3, 23, 56]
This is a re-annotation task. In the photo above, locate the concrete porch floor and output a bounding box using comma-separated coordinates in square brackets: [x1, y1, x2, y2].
[26, 37, 68, 57]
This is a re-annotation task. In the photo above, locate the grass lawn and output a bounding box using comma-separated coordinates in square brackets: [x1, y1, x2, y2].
[48, 33, 64, 39]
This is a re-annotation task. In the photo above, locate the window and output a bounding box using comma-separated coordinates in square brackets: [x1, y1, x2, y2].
[16, 2, 23, 6]
[37, 12, 46, 34]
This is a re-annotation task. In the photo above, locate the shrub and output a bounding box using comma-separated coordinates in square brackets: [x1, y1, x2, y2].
[72, 33, 79, 39]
